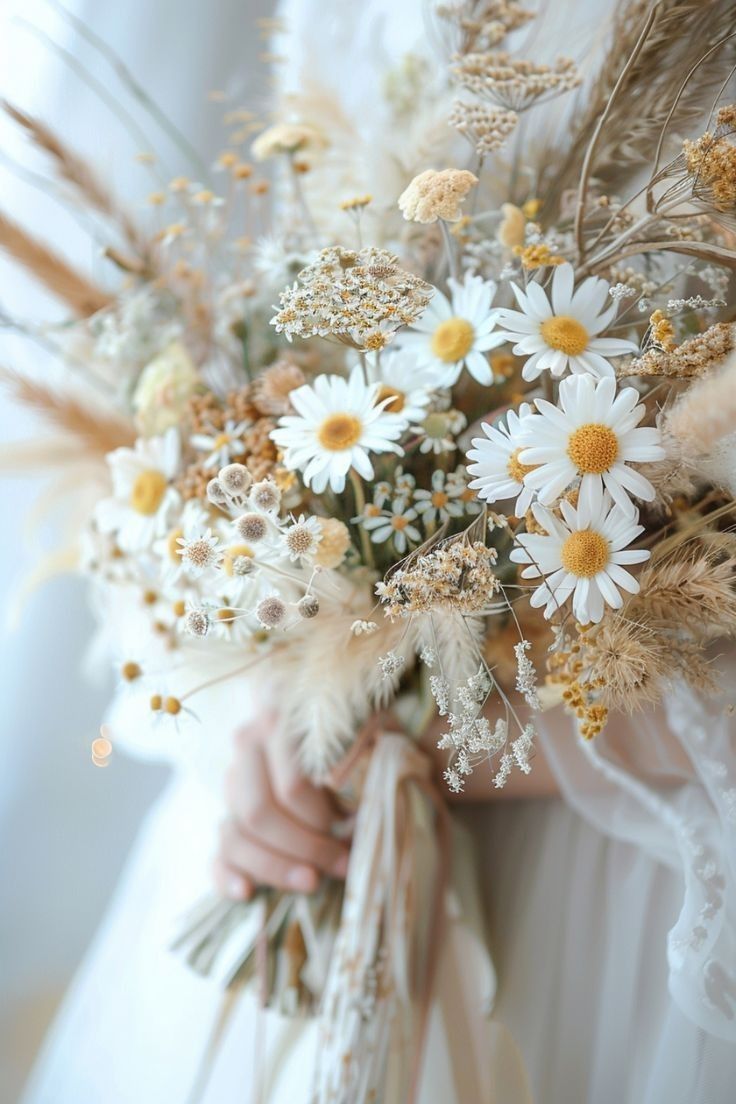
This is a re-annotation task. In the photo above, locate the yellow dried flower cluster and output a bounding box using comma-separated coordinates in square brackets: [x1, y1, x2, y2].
[452, 53, 581, 112]
[398, 168, 479, 224]
[683, 105, 736, 213]
[271, 246, 433, 349]
[648, 309, 676, 351]
[376, 539, 500, 619]
[448, 101, 518, 156]
[513, 242, 565, 269]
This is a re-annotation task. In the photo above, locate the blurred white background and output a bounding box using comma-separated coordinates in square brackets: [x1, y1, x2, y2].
[0, 1, 272, 1097]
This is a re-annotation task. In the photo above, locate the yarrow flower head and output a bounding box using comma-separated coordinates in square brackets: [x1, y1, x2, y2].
[251, 121, 328, 161]
[399, 272, 504, 386]
[517, 373, 665, 514]
[398, 168, 478, 223]
[497, 263, 638, 381]
[466, 402, 536, 517]
[511, 482, 650, 625]
[270, 367, 405, 493]
[270, 246, 433, 350]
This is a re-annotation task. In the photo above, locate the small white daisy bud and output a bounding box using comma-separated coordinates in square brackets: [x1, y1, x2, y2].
[207, 478, 228, 507]
[219, 463, 252, 496]
[351, 619, 378, 636]
[251, 479, 281, 513]
[232, 554, 255, 576]
[255, 595, 287, 629]
[185, 609, 210, 637]
[297, 594, 320, 619]
[236, 513, 269, 542]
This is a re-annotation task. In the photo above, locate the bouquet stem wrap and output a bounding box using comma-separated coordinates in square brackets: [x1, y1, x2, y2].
[312, 726, 450, 1104]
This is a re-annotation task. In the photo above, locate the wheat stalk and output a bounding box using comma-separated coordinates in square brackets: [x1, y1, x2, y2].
[0, 212, 111, 316]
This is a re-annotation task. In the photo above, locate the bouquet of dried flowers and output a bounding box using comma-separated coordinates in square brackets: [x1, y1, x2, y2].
[3, 1, 736, 1099]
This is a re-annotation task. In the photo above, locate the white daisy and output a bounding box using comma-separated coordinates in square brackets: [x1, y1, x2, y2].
[365, 349, 440, 423]
[497, 263, 638, 381]
[270, 367, 405, 493]
[415, 409, 467, 455]
[398, 273, 505, 386]
[362, 498, 421, 553]
[96, 428, 181, 552]
[154, 498, 211, 588]
[191, 419, 250, 470]
[465, 402, 536, 517]
[517, 373, 665, 514]
[510, 483, 650, 625]
[413, 470, 465, 526]
[446, 465, 483, 515]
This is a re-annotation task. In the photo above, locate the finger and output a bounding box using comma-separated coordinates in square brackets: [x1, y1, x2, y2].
[226, 744, 349, 878]
[212, 855, 254, 901]
[219, 819, 319, 893]
[264, 736, 341, 834]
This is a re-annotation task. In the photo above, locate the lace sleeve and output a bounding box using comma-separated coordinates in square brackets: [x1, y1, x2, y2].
[539, 661, 736, 1041]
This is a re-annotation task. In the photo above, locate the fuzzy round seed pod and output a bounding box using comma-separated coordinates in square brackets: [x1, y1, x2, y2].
[297, 594, 320, 619]
[255, 595, 288, 629]
[236, 513, 269, 542]
[219, 463, 252, 495]
[207, 478, 229, 507]
[250, 479, 281, 513]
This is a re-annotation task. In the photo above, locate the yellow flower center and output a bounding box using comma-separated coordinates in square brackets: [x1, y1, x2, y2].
[167, 527, 183, 563]
[377, 384, 406, 414]
[365, 503, 382, 517]
[223, 543, 254, 576]
[431, 490, 449, 508]
[130, 470, 167, 515]
[213, 432, 231, 449]
[430, 317, 475, 363]
[567, 423, 619, 474]
[216, 607, 236, 624]
[540, 315, 589, 356]
[560, 530, 609, 578]
[391, 516, 409, 531]
[317, 412, 362, 451]
[507, 447, 537, 484]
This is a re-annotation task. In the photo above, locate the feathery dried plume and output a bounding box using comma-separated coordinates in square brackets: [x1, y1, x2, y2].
[3, 100, 147, 258]
[632, 542, 736, 638]
[0, 212, 111, 317]
[664, 348, 736, 457]
[0, 367, 135, 454]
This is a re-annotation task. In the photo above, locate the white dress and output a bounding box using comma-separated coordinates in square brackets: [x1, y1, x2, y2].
[18, 2, 736, 1102]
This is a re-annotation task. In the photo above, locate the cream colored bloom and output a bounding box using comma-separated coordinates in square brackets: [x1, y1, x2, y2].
[398, 168, 478, 224]
[314, 518, 351, 569]
[251, 122, 327, 161]
[132, 342, 200, 436]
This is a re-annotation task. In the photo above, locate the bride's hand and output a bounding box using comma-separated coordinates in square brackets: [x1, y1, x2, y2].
[214, 713, 350, 901]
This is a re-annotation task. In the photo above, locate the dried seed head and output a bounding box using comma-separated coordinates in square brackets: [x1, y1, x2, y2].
[236, 512, 269, 542]
[207, 478, 229, 506]
[256, 595, 288, 628]
[250, 479, 281, 512]
[219, 463, 252, 495]
[297, 594, 320, 619]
